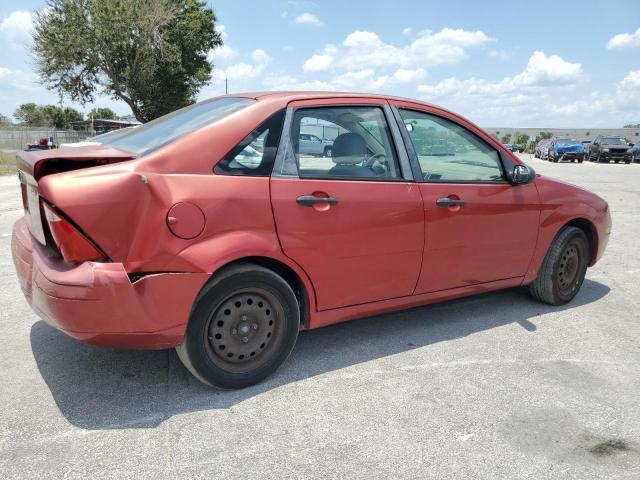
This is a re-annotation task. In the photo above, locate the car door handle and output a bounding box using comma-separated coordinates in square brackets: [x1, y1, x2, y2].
[436, 197, 466, 207]
[296, 195, 339, 206]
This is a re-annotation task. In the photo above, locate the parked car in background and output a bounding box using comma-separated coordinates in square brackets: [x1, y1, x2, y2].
[11, 92, 611, 389]
[581, 140, 591, 152]
[298, 133, 334, 157]
[534, 141, 549, 159]
[629, 143, 640, 163]
[541, 142, 552, 161]
[587, 136, 632, 163]
[502, 143, 520, 153]
[549, 138, 586, 163]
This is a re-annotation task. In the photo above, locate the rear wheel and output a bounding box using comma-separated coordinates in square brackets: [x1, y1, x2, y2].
[176, 264, 300, 389]
[528, 226, 589, 306]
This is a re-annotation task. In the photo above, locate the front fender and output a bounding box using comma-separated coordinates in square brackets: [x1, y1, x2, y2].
[523, 177, 610, 284]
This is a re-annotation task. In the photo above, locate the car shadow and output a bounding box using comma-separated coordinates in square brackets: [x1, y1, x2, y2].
[30, 279, 610, 430]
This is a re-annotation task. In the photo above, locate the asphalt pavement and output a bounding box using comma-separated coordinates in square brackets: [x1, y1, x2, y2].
[0, 154, 639, 479]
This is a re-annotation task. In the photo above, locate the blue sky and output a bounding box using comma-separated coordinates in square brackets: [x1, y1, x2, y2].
[1, 0, 639, 127]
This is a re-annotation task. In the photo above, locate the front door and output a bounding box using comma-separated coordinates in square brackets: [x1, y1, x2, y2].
[395, 105, 540, 294]
[271, 102, 424, 310]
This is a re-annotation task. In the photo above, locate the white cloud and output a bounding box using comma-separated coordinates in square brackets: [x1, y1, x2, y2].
[265, 67, 425, 93]
[207, 44, 239, 63]
[417, 51, 583, 101]
[402, 27, 413, 36]
[263, 74, 333, 91]
[413, 54, 640, 127]
[303, 53, 333, 72]
[251, 49, 271, 65]
[294, 13, 322, 26]
[488, 49, 510, 60]
[509, 51, 582, 86]
[0, 10, 34, 46]
[305, 28, 493, 72]
[212, 49, 271, 82]
[0, 66, 38, 89]
[607, 28, 640, 49]
[618, 70, 640, 90]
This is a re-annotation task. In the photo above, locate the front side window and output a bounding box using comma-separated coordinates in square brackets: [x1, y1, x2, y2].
[106, 97, 254, 156]
[215, 110, 285, 176]
[292, 106, 402, 180]
[399, 109, 505, 183]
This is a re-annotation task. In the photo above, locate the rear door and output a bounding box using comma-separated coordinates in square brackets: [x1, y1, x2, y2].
[392, 102, 539, 294]
[270, 99, 424, 311]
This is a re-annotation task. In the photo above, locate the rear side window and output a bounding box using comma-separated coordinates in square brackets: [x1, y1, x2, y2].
[106, 97, 254, 156]
[399, 109, 505, 183]
[215, 110, 285, 176]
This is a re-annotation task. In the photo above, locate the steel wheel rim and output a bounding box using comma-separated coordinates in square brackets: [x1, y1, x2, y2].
[557, 241, 582, 295]
[204, 288, 284, 373]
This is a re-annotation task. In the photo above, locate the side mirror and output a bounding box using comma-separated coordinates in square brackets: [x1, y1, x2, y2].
[512, 164, 536, 185]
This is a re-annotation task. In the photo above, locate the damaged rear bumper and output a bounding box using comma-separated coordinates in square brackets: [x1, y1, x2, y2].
[11, 218, 209, 349]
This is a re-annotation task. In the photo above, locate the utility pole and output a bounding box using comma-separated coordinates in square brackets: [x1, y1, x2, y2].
[225, 78, 228, 95]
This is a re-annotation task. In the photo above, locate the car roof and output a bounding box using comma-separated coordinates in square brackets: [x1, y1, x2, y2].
[225, 91, 449, 111]
[233, 91, 424, 103]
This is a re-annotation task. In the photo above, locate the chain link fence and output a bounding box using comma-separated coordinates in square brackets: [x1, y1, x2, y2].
[0, 128, 90, 151]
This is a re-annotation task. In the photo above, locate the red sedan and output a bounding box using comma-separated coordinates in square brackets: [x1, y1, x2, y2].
[11, 92, 611, 388]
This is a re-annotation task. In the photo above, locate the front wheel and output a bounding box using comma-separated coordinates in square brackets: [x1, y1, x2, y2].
[176, 264, 300, 389]
[528, 226, 589, 306]
[323, 146, 332, 157]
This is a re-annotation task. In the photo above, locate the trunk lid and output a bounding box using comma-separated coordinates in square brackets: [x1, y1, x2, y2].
[17, 144, 135, 180]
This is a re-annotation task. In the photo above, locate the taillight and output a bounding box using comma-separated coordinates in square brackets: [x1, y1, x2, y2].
[18, 172, 28, 211]
[42, 203, 106, 263]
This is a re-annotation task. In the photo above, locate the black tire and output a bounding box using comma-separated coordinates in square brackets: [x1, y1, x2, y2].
[323, 146, 332, 157]
[625, 160, 632, 164]
[176, 263, 300, 389]
[528, 226, 590, 306]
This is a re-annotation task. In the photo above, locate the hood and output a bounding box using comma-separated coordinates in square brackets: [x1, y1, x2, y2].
[17, 144, 135, 180]
[554, 143, 584, 153]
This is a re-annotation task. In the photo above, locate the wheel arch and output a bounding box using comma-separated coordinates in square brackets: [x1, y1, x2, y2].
[564, 217, 598, 266]
[211, 256, 313, 329]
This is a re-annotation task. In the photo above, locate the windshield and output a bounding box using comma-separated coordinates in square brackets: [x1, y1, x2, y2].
[106, 97, 254, 156]
[555, 138, 578, 145]
[601, 137, 625, 145]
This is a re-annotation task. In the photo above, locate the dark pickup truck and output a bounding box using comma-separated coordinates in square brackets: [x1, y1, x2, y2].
[587, 136, 632, 163]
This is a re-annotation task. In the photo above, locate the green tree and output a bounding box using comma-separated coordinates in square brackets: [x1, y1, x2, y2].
[539, 131, 553, 140]
[88, 107, 119, 120]
[32, 0, 222, 122]
[13, 103, 84, 128]
[515, 133, 530, 145]
[14, 103, 49, 126]
[63, 107, 85, 128]
[501, 133, 512, 143]
[0, 113, 11, 126]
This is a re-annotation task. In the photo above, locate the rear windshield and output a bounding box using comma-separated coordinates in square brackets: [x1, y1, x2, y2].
[106, 97, 254, 156]
[601, 137, 625, 145]
[555, 138, 578, 145]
